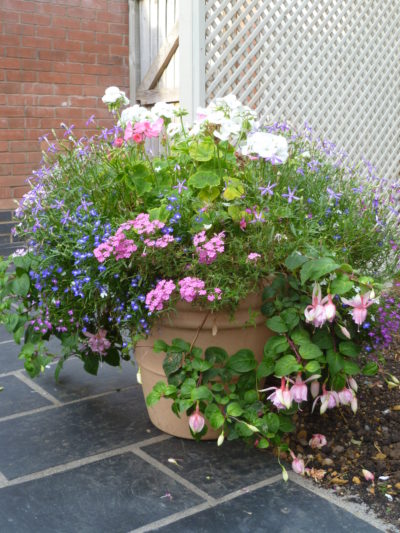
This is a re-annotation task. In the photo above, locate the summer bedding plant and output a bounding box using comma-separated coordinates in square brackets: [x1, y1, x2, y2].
[0, 87, 399, 476]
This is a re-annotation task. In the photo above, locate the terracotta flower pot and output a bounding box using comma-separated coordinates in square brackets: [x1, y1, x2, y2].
[135, 291, 274, 440]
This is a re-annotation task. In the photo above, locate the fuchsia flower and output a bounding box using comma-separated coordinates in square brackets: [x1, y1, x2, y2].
[288, 373, 321, 403]
[341, 291, 375, 327]
[304, 283, 334, 328]
[261, 377, 292, 410]
[312, 385, 339, 414]
[309, 434, 327, 449]
[83, 329, 111, 356]
[324, 294, 336, 322]
[189, 406, 205, 434]
[290, 450, 305, 475]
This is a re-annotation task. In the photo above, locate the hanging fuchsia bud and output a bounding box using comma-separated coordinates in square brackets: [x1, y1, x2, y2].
[339, 324, 351, 339]
[309, 434, 327, 449]
[310, 380, 320, 399]
[362, 469, 375, 482]
[290, 450, 305, 475]
[351, 395, 358, 414]
[189, 406, 205, 434]
[348, 377, 358, 392]
[324, 294, 336, 322]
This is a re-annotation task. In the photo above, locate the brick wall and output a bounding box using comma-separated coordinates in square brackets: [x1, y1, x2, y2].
[0, 0, 130, 251]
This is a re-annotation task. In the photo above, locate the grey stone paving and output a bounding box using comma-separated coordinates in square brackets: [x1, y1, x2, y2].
[0, 325, 387, 532]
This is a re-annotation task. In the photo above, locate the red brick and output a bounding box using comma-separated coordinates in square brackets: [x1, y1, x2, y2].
[38, 27, 67, 39]
[68, 52, 96, 64]
[1, 152, 27, 164]
[0, 199, 19, 209]
[13, 186, 31, 197]
[8, 118, 26, 129]
[52, 17, 77, 29]
[0, 142, 9, 152]
[66, 7, 95, 20]
[53, 39, 82, 52]
[23, 83, 54, 95]
[22, 58, 52, 71]
[85, 63, 111, 75]
[81, 0, 107, 10]
[1, 82, 22, 94]
[38, 50, 68, 62]
[0, 175, 27, 186]
[38, 72, 69, 84]
[27, 151, 42, 163]
[0, 188, 13, 199]
[97, 11, 125, 23]
[53, 62, 83, 74]
[54, 84, 83, 96]
[7, 94, 38, 106]
[22, 36, 52, 49]
[25, 107, 56, 118]
[1, 0, 37, 13]
[10, 163, 34, 175]
[36, 3, 67, 17]
[0, 95, 6, 105]
[6, 47, 37, 59]
[0, 11, 19, 23]
[55, 107, 83, 119]
[96, 32, 124, 46]
[10, 140, 39, 152]
[97, 53, 123, 65]
[0, 106, 26, 117]
[83, 41, 104, 53]
[0, 57, 21, 69]
[4, 23, 35, 36]
[81, 19, 108, 33]
[20, 13, 51, 26]
[109, 23, 127, 34]
[109, 45, 128, 56]
[69, 96, 98, 107]
[6, 70, 37, 82]
[0, 119, 8, 129]
[68, 29, 95, 42]
[0, 34, 20, 46]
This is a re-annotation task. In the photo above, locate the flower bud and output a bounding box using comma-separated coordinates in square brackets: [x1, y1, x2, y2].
[310, 380, 320, 398]
[348, 377, 358, 392]
[339, 324, 351, 339]
[362, 469, 374, 482]
[324, 295, 336, 322]
[217, 431, 225, 446]
[290, 451, 305, 475]
[189, 409, 205, 434]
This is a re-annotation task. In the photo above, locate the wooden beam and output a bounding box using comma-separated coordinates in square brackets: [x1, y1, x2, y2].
[138, 21, 179, 92]
[136, 87, 179, 106]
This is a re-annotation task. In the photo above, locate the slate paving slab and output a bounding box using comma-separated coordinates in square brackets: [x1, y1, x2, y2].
[33, 356, 138, 402]
[0, 387, 159, 479]
[156, 481, 380, 533]
[0, 453, 204, 533]
[0, 335, 61, 374]
[144, 438, 280, 498]
[0, 375, 52, 417]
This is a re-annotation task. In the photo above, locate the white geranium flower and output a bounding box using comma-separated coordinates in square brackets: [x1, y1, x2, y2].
[102, 86, 129, 106]
[166, 122, 185, 137]
[215, 93, 242, 110]
[241, 132, 289, 163]
[152, 101, 176, 119]
[119, 105, 154, 126]
[214, 119, 242, 141]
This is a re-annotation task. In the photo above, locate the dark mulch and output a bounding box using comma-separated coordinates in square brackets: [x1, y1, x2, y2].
[288, 348, 400, 530]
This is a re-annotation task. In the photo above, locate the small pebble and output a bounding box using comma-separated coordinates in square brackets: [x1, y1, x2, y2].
[322, 458, 334, 466]
[353, 476, 361, 485]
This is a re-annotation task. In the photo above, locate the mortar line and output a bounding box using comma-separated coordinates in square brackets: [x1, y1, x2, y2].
[0, 370, 22, 378]
[129, 473, 283, 533]
[2, 435, 171, 488]
[0, 384, 138, 423]
[0, 339, 14, 345]
[131, 447, 216, 504]
[0, 471, 8, 488]
[14, 370, 62, 406]
[289, 472, 387, 532]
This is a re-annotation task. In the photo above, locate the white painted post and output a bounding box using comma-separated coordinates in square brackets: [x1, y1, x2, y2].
[128, 0, 141, 103]
[179, 0, 206, 120]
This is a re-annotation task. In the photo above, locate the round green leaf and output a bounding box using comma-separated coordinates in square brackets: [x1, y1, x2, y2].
[226, 402, 244, 417]
[188, 170, 221, 189]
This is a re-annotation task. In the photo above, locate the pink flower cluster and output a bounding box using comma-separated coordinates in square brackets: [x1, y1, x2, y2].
[83, 328, 111, 356]
[94, 222, 138, 263]
[144, 235, 174, 248]
[145, 279, 176, 312]
[124, 118, 164, 143]
[178, 277, 222, 303]
[131, 213, 164, 235]
[247, 253, 261, 262]
[193, 231, 225, 264]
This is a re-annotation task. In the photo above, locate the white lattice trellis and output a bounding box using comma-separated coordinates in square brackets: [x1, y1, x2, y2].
[203, 0, 400, 181]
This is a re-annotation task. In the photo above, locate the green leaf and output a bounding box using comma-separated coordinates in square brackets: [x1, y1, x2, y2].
[192, 358, 213, 372]
[257, 358, 275, 378]
[339, 341, 361, 358]
[290, 327, 310, 345]
[5, 313, 19, 333]
[362, 361, 379, 376]
[198, 186, 220, 203]
[263, 336, 289, 356]
[205, 403, 225, 429]
[274, 354, 301, 377]
[188, 170, 220, 189]
[257, 438, 270, 449]
[266, 316, 288, 333]
[153, 381, 167, 394]
[171, 338, 191, 351]
[305, 360, 321, 374]
[191, 385, 213, 402]
[13, 255, 31, 271]
[180, 378, 197, 397]
[261, 301, 276, 317]
[312, 329, 333, 350]
[153, 339, 168, 353]
[13, 326, 24, 344]
[227, 349, 256, 373]
[83, 355, 99, 376]
[299, 342, 323, 360]
[189, 139, 215, 161]
[265, 412, 280, 433]
[205, 346, 228, 364]
[226, 402, 244, 417]
[105, 347, 120, 366]
[285, 252, 308, 271]
[327, 349, 344, 375]
[331, 373, 346, 391]
[343, 360, 360, 375]
[163, 351, 182, 377]
[146, 390, 161, 407]
[12, 273, 30, 297]
[244, 390, 258, 403]
[281, 308, 299, 330]
[300, 258, 340, 284]
[278, 415, 295, 432]
[330, 275, 354, 295]
[164, 385, 177, 396]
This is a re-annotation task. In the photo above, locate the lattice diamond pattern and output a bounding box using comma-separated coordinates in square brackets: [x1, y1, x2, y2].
[205, 0, 400, 181]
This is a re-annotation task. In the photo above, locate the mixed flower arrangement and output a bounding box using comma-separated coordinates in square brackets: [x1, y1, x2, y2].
[1, 86, 399, 476]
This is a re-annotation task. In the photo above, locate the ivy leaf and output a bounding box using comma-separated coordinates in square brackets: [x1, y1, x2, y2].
[305, 360, 321, 374]
[331, 373, 346, 391]
[281, 308, 299, 330]
[83, 355, 99, 376]
[105, 347, 120, 366]
[146, 390, 161, 407]
[205, 346, 228, 364]
[12, 273, 30, 297]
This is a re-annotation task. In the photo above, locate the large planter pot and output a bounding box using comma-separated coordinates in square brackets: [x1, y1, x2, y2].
[135, 291, 274, 440]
